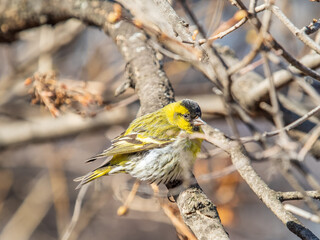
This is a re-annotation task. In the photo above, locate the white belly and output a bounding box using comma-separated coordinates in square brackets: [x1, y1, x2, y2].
[124, 138, 196, 184]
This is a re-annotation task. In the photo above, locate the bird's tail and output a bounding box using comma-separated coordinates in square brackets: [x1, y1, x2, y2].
[74, 166, 113, 189]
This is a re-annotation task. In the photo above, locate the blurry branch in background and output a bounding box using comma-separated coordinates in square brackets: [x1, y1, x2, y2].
[117, 180, 140, 216]
[0, 20, 84, 106]
[270, 5, 320, 55]
[0, 174, 53, 240]
[195, 125, 320, 240]
[230, 0, 320, 81]
[0, 0, 229, 239]
[46, 146, 71, 238]
[1, 0, 320, 239]
[284, 204, 320, 224]
[0, 171, 13, 214]
[0, 107, 129, 147]
[62, 184, 90, 240]
[25, 72, 103, 117]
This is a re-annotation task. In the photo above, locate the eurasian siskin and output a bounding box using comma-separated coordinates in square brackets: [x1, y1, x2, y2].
[75, 99, 205, 188]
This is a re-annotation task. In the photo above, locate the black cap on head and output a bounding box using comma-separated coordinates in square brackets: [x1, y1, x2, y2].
[181, 99, 202, 119]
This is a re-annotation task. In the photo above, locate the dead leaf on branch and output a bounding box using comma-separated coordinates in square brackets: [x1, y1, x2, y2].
[25, 72, 103, 117]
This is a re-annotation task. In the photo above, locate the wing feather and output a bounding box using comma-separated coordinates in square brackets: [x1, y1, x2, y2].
[87, 110, 180, 161]
[102, 133, 174, 156]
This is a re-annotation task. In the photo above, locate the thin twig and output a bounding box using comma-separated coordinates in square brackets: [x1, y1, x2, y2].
[151, 184, 197, 240]
[260, 1, 288, 144]
[263, 105, 320, 138]
[296, 78, 320, 105]
[117, 180, 140, 216]
[179, 0, 206, 38]
[279, 163, 320, 219]
[262, 51, 288, 140]
[284, 204, 320, 223]
[271, 6, 320, 55]
[232, 0, 320, 82]
[298, 123, 320, 161]
[204, 17, 246, 44]
[200, 124, 319, 239]
[278, 191, 320, 202]
[200, 4, 266, 44]
[248, 0, 258, 14]
[227, 34, 264, 75]
[62, 183, 90, 240]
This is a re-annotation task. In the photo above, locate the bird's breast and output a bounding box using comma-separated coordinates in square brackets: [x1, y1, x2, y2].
[125, 136, 201, 184]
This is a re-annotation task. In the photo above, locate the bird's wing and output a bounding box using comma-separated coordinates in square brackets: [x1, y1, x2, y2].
[101, 133, 174, 156]
[87, 111, 181, 162]
[86, 129, 180, 162]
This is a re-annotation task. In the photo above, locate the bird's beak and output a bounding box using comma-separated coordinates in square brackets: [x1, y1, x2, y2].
[193, 117, 206, 126]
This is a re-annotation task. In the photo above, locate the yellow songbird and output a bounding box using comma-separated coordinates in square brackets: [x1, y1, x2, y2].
[75, 99, 205, 188]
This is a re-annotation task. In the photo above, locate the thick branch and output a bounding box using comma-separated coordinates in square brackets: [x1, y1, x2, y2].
[0, 0, 229, 238]
[167, 179, 229, 240]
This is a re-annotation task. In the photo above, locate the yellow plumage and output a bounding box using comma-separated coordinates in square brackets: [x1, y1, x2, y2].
[75, 99, 205, 188]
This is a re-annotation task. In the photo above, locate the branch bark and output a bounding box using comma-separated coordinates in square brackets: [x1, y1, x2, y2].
[199, 125, 319, 240]
[278, 191, 320, 202]
[1, 0, 320, 239]
[0, 0, 229, 239]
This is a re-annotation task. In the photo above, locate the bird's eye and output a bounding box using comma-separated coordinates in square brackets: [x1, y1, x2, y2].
[183, 114, 190, 119]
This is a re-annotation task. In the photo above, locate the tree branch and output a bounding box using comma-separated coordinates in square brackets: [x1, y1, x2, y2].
[0, 0, 229, 239]
[277, 191, 320, 202]
[198, 124, 319, 240]
[271, 5, 320, 55]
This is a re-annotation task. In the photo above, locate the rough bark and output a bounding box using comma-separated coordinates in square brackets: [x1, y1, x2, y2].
[0, 0, 229, 239]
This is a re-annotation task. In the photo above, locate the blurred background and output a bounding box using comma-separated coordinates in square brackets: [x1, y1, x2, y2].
[0, 0, 320, 239]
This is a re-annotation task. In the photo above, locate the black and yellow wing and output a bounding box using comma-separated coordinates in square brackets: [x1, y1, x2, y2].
[87, 110, 181, 162]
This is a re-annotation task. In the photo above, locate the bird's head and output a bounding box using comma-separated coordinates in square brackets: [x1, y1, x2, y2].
[165, 99, 205, 133]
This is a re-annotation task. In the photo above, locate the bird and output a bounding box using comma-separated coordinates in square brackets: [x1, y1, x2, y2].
[75, 99, 205, 188]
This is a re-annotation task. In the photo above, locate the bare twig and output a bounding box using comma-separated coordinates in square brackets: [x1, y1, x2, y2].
[263, 105, 320, 138]
[296, 78, 320, 105]
[240, 104, 320, 143]
[203, 17, 246, 44]
[278, 191, 320, 202]
[227, 33, 264, 75]
[232, 0, 320, 82]
[200, 4, 266, 44]
[179, 0, 206, 38]
[284, 204, 320, 223]
[62, 184, 90, 240]
[151, 184, 197, 240]
[241, 53, 320, 112]
[261, 50, 287, 140]
[298, 123, 320, 161]
[271, 6, 320, 55]
[249, 0, 258, 14]
[117, 180, 140, 216]
[279, 163, 320, 220]
[199, 124, 319, 239]
[0, 175, 52, 240]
